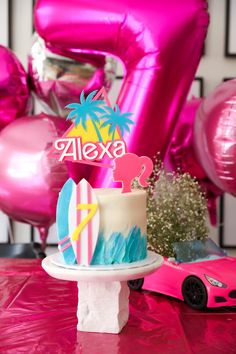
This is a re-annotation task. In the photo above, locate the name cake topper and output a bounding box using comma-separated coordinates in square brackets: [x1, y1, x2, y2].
[51, 87, 133, 169]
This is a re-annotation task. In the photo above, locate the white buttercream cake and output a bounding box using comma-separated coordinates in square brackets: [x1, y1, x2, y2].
[91, 188, 147, 264]
[56, 178, 147, 265]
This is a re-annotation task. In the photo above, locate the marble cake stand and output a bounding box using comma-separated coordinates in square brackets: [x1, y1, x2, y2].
[42, 251, 163, 334]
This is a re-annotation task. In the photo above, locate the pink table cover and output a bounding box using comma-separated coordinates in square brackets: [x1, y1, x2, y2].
[0, 258, 236, 353]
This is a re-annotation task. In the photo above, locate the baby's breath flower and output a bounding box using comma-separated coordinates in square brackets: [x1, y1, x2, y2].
[133, 154, 208, 257]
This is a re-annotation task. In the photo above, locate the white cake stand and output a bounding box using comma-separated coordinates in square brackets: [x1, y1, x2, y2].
[42, 251, 163, 334]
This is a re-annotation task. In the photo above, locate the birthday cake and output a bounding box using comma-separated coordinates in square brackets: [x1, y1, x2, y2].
[53, 88, 153, 267]
[56, 179, 147, 266]
[92, 188, 147, 265]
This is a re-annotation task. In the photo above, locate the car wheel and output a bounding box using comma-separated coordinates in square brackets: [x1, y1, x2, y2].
[182, 276, 207, 310]
[128, 278, 144, 291]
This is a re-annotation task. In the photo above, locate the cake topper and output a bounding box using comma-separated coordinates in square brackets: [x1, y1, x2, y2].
[112, 153, 154, 193]
[57, 178, 100, 266]
[51, 87, 154, 186]
[51, 87, 133, 168]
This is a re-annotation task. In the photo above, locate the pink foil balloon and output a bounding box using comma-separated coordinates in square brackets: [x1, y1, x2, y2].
[28, 34, 116, 117]
[166, 98, 205, 180]
[0, 46, 31, 131]
[165, 98, 223, 226]
[35, 0, 209, 187]
[195, 80, 236, 196]
[0, 114, 70, 231]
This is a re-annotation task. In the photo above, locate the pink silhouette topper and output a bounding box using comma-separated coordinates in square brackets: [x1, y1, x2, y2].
[112, 153, 153, 193]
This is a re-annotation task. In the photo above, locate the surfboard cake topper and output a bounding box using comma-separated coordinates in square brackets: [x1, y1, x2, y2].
[57, 178, 100, 266]
[51, 87, 133, 169]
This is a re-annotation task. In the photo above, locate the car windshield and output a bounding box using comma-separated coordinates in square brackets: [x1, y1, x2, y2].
[173, 238, 227, 263]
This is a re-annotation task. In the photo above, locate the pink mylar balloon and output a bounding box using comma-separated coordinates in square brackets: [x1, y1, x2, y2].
[195, 80, 236, 196]
[0, 114, 70, 231]
[28, 34, 116, 117]
[0, 45, 31, 131]
[166, 98, 205, 180]
[165, 98, 223, 226]
[35, 0, 209, 187]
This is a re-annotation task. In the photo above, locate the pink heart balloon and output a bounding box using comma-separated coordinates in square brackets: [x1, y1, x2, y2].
[195, 80, 236, 196]
[0, 46, 31, 131]
[35, 0, 209, 187]
[0, 114, 70, 229]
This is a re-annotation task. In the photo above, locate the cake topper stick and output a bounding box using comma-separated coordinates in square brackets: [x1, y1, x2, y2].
[113, 153, 153, 193]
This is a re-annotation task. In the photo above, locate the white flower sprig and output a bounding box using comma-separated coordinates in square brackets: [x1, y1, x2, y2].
[133, 154, 208, 257]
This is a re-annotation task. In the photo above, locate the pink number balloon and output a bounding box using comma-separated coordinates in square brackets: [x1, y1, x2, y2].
[35, 0, 209, 187]
[195, 80, 236, 196]
[0, 114, 70, 231]
[0, 46, 31, 131]
[165, 98, 223, 226]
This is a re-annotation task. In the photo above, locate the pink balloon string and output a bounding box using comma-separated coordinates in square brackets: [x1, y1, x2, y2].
[35, 0, 209, 188]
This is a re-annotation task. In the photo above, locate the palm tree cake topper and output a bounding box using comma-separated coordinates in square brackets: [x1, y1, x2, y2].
[66, 90, 106, 142]
[66, 90, 133, 143]
[52, 86, 153, 192]
[51, 87, 135, 168]
[100, 104, 133, 141]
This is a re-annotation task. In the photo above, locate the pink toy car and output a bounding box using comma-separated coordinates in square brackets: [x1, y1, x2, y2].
[128, 238, 236, 309]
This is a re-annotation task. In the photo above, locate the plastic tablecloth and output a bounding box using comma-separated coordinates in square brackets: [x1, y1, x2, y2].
[0, 259, 236, 354]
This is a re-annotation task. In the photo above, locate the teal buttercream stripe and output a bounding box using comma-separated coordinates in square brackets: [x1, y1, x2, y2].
[140, 236, 147, 260]
[91, 226, 147, 265]
[89, 235, 105, 265]
[57, 178, 73, 238]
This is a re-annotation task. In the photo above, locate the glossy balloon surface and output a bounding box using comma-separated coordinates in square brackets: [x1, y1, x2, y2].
[0, 46, 31, 130]
[0, 114, 70, 228]
[166, 98, 223, 226]
[28, 34, 116, 117]
[35, 0, 209, 187]
[195, 80, 236, 195]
